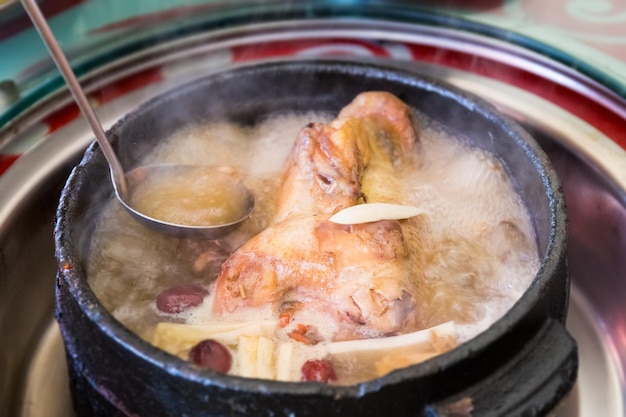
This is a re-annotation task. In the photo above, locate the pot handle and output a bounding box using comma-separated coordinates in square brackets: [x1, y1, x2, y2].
[427, 318, 578, 417]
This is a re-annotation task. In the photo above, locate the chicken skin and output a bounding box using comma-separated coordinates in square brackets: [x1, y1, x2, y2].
[273, 120, 371, 223]
[213, 216, 418, 338]
[275, 91, 418, 221]
[212, 92, 423, 340]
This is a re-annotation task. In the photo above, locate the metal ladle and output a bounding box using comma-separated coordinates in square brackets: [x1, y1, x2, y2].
[21, 0, 254, 239]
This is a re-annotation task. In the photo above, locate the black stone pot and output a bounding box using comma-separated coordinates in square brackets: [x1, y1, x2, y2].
[54, 61, 577, 417]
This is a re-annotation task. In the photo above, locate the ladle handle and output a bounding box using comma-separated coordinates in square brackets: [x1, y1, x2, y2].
[20, 0, 128, 197]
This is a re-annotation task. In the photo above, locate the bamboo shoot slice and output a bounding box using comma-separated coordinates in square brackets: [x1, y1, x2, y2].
[238, 335, 259, 378]
[324, 321, 456, 378]
[276, 342, 296, 382]
[325, 321, 455, 354]
[151, 320, 277, 357]
[256, 337, 277, 379]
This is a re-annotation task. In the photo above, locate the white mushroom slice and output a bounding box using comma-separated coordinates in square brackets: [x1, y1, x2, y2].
[328, 203, 428, 225]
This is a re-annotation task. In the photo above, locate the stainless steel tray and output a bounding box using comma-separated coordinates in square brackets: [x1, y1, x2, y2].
[1, 20, 624, 417]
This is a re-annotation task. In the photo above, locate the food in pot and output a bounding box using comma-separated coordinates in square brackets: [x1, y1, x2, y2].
[129, 166, 251, 226]
[87, 91, 539, 385]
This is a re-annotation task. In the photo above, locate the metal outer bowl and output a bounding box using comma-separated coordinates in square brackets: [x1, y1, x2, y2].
[54, 60, 576, 417]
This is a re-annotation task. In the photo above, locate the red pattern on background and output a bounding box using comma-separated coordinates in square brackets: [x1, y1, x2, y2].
[90, 68, 164, 104]
[2, 37, 624, 176]
[236, 39, 625, 149]
[43, 104, 80, 135]
[411, 0, 504, 11]
[42, 68, 164, 135]
[405, 43, 626, 148]
[0, 154, 19, 176]
[232, 39, 391, 61]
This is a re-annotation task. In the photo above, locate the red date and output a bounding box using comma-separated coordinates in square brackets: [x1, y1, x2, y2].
[301, 359, 337, 383]
[188, 339, 232, 373]
[156, 284, 208, 314]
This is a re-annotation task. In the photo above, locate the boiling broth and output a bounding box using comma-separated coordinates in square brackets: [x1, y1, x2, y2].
[87, 107, 539, 383]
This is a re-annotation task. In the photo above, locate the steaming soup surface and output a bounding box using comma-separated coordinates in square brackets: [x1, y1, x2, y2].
[88, 101, 539, 384]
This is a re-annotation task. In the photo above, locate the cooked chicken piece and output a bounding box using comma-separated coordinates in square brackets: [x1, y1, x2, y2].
[275, 91, 418, 222]
[273, 120, 371, 222]
[212, 92, 422, 340]
[213, 217, 418, 338]
[337, 91, 418, 155]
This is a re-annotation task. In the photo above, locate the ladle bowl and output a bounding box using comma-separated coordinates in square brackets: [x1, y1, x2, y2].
[121, 164, 255, 239]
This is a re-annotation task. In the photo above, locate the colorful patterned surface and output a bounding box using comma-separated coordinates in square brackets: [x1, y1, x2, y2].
[463, 0, 626, 91]
[0, 0, 625, 175]
[1, 1, 625, 85]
